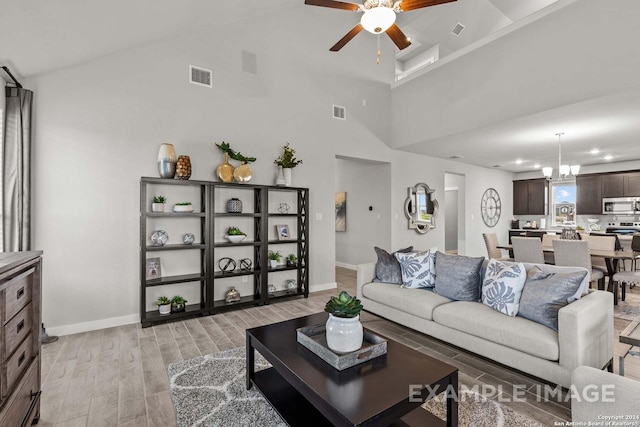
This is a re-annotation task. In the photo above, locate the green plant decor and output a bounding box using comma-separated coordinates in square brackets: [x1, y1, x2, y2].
[175, 201, 192, 206]
[268, 250, 282, 261]
[226, 226, 246, 236]
[324, 291, 363, 318]
[156, 296, 171, 306]
[215, 142, 256, 164]
[153, 195, 166, 203]
[287, 254, 297, 262]
[171, 295, 187, 304]
[274, 143, 303, 168]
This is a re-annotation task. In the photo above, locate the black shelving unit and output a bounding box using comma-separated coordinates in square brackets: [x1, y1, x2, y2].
[140, 177, 309, 327]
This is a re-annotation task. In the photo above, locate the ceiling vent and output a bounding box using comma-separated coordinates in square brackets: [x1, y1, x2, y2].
[451, 23, 465, 37]
[333, 105, 346, 120]
[448, 155, 464, 159]
[492, 164, 504, 168]
[189, 65, 212, 88]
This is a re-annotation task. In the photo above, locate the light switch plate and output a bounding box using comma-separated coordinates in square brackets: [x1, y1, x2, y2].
[316, 213, 323, 221]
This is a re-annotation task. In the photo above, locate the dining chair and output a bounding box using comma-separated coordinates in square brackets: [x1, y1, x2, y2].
[541, 234, 560, 264]
[584, 234, 616, 274]
[512, 237, 545, 264]
[482, 233, 511, 261]
[613, 234, 640, 301]
[553, 239, 605, 291]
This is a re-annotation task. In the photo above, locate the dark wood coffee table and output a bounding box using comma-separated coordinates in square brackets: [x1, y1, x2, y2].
[246, 312, 458, 426]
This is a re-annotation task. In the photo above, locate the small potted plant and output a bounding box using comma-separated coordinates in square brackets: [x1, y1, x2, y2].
[152, 195, 166, 212]
[274, 142, 303, 187]
[286, 254, 298, 267]
[268, 250, 281, 268]
[173, 201, 194, 213]
[156, 296, 171, 316]
[171, 295, 187, 313]
[225, 226, 246, 243]
[324, 291, 364, 354]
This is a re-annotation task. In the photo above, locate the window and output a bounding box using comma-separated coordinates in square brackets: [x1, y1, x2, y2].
[551, 181, 576, 227]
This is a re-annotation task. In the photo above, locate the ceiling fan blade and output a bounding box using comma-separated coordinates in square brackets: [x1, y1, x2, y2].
[330, 24, 364, 51]
[386, 23, 411, 50]
[398, 0, 457, 12]
[305, 0, 361, 11]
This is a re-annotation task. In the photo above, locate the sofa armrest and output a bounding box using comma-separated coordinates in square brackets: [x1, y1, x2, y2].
[572, 366, 640, 422]
[357, 262, 376, 299]
[558, 290, 613, 372]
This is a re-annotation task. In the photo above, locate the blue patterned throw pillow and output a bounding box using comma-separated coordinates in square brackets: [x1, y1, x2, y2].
[481, 259, 527, 316]
[395, 250, 436, 289]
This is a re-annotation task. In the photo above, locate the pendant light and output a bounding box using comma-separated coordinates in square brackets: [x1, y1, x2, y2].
[542, 133, 580, 180]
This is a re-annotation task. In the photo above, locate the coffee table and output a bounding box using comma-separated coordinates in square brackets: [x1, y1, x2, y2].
[619, 315, 640, 376]
[246, 312, 458, 426]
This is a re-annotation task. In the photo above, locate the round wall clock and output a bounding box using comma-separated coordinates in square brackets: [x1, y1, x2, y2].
[481, 188, 501, 227]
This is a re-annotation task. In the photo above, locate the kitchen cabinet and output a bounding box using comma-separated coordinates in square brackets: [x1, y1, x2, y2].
[602, 174, 624, 198]
[624, 172, 640, 196]
[513, 179, 547, 215]
[576, 175, 602, 214]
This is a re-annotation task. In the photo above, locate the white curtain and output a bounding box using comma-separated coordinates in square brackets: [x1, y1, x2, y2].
[2, 86, 33, 251]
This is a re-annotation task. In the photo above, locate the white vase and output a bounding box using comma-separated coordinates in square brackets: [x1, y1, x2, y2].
[158, 303, 171, 316]
[269, 259, 278, 268]
[158, 143, 177, 179]
[151, 203, 165, 212]
[326, 314, 363, 354]
[283, 167, 292, 187]
[276, 165, 286, 186]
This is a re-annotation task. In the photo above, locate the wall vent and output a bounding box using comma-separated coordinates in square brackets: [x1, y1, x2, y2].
[189, 65, 213, 88]
[333, 105, 346, 120]
[451, 23, 465, 36]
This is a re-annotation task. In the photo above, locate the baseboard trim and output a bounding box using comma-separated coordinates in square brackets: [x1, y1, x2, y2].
[335, 262, 357, 270]
[46, 314, 139, 337]
[309, 282, 337, 293]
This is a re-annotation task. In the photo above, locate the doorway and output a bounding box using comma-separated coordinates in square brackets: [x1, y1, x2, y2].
[444, 173, 466, 255]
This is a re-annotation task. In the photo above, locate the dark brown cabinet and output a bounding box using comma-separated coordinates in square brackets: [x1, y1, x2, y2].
[576, 175, 602, 214]
[513, 179, 547, 215]
[624, 172, 640, 196]
[601, 174, 624, 198]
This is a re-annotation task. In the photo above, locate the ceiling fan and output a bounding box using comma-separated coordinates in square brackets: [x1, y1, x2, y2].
[305, 0, 457, 52]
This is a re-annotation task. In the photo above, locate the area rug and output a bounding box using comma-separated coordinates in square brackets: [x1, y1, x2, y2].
[168, 347, 544, 427]
[614, 287, 640, 321]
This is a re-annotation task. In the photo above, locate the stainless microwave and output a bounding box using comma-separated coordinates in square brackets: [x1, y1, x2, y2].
[602, 197, 640, 214]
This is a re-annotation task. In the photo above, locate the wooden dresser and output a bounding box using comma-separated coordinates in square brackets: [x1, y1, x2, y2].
[0, 252, 42, 427]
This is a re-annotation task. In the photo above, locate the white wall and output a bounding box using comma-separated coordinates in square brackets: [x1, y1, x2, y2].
[25, 15, 515, 334]
[334, 158, 391, 268]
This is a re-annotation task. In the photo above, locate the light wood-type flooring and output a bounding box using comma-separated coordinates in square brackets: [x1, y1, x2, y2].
[38, 268, 640, 426]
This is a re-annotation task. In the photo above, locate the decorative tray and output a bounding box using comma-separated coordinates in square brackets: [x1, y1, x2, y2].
[296, 323, 387, 371]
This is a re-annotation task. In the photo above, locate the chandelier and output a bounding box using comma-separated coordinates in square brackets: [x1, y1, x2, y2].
[542, 133, 580, 180]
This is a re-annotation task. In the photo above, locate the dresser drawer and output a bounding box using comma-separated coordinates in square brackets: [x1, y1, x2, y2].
[0, 358, 39, 427]
[2, 267, 34, 323]
[3, 333, 34, 399]
[4, 302, 33, 361]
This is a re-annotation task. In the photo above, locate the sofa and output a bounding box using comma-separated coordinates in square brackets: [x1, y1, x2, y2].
[357, 259, 613, 388]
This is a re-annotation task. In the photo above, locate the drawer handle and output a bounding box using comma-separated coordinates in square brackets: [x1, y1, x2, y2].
[18, 351, 26, 366]
[17, 286, 25, 299]
[17, 319, 25, 333]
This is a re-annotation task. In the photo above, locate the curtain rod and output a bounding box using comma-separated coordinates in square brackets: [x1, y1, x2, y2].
[1, 66, 23, 88]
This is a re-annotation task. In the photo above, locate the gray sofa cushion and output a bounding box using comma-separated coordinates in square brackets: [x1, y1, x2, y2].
[433, 301, 559, 361]
[361, 282, 452, 321]
[518, 269, 587, 331]
[373, 246, 413, 284]
[481, 259, 527, 316]
[434, 252, 485, 301]
[396, 250, 436, 289]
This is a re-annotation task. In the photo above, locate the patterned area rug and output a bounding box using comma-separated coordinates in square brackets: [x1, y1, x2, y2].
[614, 286, 640, 321]
[168, 347, 543, 427]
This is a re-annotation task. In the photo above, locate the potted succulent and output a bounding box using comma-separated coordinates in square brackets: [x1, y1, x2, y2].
[171, 295, 187, 313]
[274, 142, 303, 187]
[225, 226, 247, 243]
[286, 253, 298, 267]
[173, 201, 194, 213]
[324, 291, 364, 354]
[268, 250, 281, 268]
[152, 195, 166, 212]
[156, 296, 171, 316]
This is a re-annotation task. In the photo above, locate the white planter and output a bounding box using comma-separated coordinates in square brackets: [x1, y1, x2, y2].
[326, 314, 363, 354]
[158, 303, 171, 316]
[225, 234, 246, 243]
[151, 203, 165, 212]
[269, 259, 278, 268]
[283, 168, 292, 187]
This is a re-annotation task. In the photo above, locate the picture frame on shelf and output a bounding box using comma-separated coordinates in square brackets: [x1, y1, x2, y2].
[146, 257, 162, 280]
[276, 224, 290, 240]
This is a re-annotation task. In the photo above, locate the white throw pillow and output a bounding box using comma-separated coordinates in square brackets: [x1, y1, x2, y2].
[395, 250, 436, 289]
[482, 259, 527, 316]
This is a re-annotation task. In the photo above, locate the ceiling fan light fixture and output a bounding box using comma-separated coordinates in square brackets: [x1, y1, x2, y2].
[361, 7, 396, 34]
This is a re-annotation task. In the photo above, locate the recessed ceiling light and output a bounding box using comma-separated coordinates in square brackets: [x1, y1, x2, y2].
[534, 164, 541, 168]
[515, 159, 523, 165]
[448, 155, 464, 159]
[604, 155, 613, 161]
[590, 149, 600, 155]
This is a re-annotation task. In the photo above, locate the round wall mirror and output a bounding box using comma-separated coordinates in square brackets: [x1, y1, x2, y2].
[404, 183, 438, 234]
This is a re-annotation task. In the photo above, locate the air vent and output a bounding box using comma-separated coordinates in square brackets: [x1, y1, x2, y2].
[492, 164, 504, 168]
[451, 23, 465, 36]
[333, 105, 346, 120]
[189, 65, 212, 88]
[448, 155, 464, 159]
